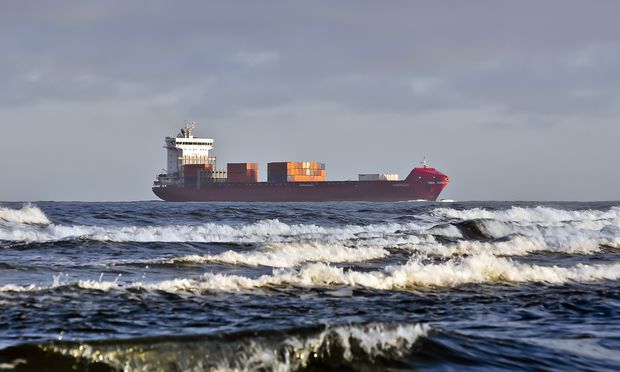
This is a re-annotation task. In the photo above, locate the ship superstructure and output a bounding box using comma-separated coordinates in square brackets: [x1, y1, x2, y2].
[155, 122, 222, 187]
[153, 123, 449, 202]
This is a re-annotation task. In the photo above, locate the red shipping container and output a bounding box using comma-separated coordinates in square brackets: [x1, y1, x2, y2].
[227, 163, 258, 183]
[184, 163, 213, 177]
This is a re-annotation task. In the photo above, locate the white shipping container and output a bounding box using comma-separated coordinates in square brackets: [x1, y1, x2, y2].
[359, 174, 381, 181]
[358, 173, 399, 181]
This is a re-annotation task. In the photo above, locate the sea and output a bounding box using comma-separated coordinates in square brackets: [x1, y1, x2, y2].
[0, 201, 619, 371]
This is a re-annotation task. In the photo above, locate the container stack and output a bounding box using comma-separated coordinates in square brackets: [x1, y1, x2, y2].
[184, 163, 213, 186]
[268, 162, 326, 182]
[227, 163, 258, 183]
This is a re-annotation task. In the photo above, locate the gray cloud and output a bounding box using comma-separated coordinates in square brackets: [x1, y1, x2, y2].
[0, 0, 619, 201]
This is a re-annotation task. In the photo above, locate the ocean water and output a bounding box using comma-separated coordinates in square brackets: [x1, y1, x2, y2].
[0, 201, 619, 371]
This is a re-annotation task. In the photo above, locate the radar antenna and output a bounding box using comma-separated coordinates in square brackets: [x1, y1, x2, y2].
[184, 121, 196, 138]
[421, 157, 429, 168]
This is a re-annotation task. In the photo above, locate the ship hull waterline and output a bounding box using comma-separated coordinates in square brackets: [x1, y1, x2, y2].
[153, 172, 449, 202]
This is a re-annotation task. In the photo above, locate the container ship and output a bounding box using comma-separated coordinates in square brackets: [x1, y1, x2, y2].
[152, 123, 449, 202]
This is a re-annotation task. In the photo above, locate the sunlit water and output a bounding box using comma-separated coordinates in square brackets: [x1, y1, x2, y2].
[0, 201, 619, 371]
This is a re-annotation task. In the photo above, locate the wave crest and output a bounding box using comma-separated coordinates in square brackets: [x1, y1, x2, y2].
[0, 204, 50, 225]
[3, 252, 619, 295]
[432, 206, 620, 224]
[154, 242, 389, 268]
[0, 219, 423, 244]
[36, 322, 430, 371]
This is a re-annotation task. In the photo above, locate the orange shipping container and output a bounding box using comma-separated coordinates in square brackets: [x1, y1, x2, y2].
[269, 161, 326, 181]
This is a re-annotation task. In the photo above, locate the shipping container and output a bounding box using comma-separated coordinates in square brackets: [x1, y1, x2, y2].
[286, 176, 325, 182]
[227, 163, 259, 183]
[268, 161, 326, 182]
[358, 173, 399, 181]
[227, 172, 258, 183]
[183, 164, 214, 182]
[227, 162, 258, 171]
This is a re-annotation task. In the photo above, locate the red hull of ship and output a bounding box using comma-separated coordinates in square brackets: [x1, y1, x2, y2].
[153, 167, 449, 202]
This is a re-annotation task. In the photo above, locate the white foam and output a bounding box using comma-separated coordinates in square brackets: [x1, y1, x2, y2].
[0, 284, 39, 292]
[474, 219, 515, 238]
[1, 206, 616, 267]
[410, 236, 548, 257]
[0, 359, 27, 370]
[77, 280, 121, 291]
[427, 224, 463, 238]
[4, 253, 620, 294]
[144, 255, 620, 293]
[0, 204, 50, 225]
[235, 322, 430, 370]
[330, 323, 429, 360]
[432, 206, 620, 224]
[474, 218, 618, 254]
[157, 242, 389, 268]
[426, 207, 620, 256]
[46, 322, 430, 371]
[381, 254, 620, 287]
[0, 219, 425, 244]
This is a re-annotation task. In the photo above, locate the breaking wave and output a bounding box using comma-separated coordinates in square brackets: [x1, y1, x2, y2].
[128, 232, 616, 270]
[2, 202, 618, 371]
[1, 205, 616, 263]
[0, 322, 430, 371]
[4, 253, 620, 294]
[145, 255, 620, 292]
[147, 242, 390, 268]
[0, 218, 425, 244]
[412, 235, 600, 257]
[432, 206, 620, 224]
[428, 206, 620, 255]
[0, 284, 38, 293]
[0, 204, 50, 225]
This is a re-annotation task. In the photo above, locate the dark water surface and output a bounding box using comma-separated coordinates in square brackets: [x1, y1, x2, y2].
[0, 201, 619, 371]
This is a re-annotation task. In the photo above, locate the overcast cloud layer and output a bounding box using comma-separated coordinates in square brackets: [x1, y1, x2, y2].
[0, 1, 619, 201]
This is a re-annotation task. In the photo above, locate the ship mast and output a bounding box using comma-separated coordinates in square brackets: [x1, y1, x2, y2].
[421, 157, 428, 168]
[184, 121, 196, 138]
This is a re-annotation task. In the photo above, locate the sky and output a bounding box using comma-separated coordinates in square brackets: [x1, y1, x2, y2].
[0, 1, 619, 201]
